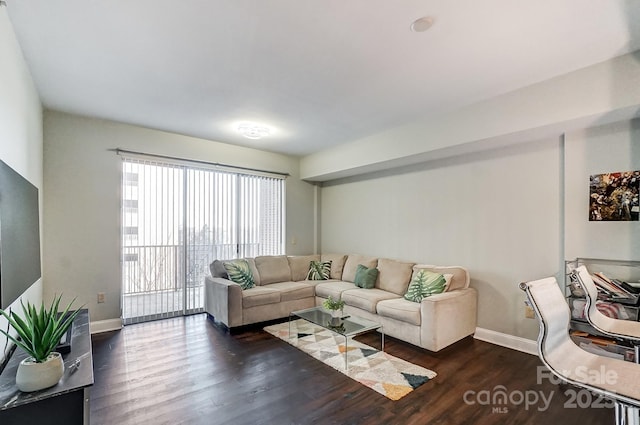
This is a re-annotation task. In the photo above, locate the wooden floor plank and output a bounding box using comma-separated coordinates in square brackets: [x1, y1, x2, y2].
[90, 314, 613, 424]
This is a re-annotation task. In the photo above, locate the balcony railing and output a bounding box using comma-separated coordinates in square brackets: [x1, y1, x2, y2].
[121, 243, 259, 295]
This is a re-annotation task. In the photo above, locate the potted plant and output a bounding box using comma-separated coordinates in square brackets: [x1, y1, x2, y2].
[0, 295, 82, 392]
[323, 296, 345, 325]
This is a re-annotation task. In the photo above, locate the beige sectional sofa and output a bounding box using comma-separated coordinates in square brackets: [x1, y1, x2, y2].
[204, 254, 477, 352]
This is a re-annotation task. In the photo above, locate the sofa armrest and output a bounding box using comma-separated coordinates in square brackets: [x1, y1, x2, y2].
[204, 275, 243, 327]
[420, 287, 477, 351]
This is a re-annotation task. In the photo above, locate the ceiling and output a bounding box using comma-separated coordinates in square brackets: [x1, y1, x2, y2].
[6, 1, 640, 157]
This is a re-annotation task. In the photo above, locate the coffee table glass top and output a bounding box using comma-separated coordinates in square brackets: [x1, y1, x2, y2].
[290, 306, 381, 336]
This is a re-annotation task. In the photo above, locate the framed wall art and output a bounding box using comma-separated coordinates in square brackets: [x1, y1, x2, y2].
[589, 171, 640, 221]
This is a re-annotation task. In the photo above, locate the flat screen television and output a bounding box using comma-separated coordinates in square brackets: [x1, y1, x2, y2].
[0, 159, 41, 309]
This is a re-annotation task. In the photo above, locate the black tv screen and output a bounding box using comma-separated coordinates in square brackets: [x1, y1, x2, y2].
[0, 159, 41, 309]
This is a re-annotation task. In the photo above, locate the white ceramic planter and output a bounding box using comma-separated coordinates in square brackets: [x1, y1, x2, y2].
[16, 352, 64, 392]
[329, 309, 343, 326]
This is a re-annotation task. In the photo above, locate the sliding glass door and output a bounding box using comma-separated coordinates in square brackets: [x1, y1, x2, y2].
[121, 157, 284, 324]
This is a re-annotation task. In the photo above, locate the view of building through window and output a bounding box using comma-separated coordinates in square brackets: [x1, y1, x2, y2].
[121, 158, 285, 323]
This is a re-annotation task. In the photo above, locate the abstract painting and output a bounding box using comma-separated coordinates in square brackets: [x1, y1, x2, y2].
[589, 171, 640, 221]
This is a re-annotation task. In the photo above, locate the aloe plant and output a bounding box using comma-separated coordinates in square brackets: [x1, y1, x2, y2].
[0, 295, 82, 363]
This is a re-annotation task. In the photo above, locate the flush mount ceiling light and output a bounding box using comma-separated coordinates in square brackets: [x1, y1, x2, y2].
[410, 16, 435, 32]
[237, 123, 271, 140]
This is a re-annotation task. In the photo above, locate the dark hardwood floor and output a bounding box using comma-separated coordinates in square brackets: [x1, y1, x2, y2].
[90, 314, 613, 424]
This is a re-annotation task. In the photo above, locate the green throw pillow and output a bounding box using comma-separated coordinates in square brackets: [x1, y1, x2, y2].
[404, 270, 447, 302]
[307, 260, 332, 280]
[223, 259, 255, 290]
[354, 264, 378, 289]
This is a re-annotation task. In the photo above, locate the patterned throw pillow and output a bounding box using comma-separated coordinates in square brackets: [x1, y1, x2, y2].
[404, 270, 447, 302]
[354, 264, 378, 289]
[307, 260, 332, 280]
[223, 259, 255, 290]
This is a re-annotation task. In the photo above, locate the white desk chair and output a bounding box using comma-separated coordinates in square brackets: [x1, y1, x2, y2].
[572, 265, 640, 354]
[520, 276, 640, 424]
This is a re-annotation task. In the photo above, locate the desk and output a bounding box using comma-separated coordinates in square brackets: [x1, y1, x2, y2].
[0, 309, 94, 424]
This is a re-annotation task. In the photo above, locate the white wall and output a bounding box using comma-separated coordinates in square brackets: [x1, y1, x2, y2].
[320, 138, 562, 340]
[307, 50, 640, 344]
[565, 119, 640, 260]
[318, 117, 640, 342]
[0, 7, 43, 363]
[43, 111, 316, 323]
[301, 51, 640, 181]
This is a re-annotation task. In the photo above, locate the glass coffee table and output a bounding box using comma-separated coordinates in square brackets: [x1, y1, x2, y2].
[289, 306, 384, 370]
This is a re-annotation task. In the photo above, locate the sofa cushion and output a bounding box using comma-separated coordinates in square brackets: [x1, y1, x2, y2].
[315, 281, 357, 300]
[307, 260, 332, 280]
[209, 260, 228, 279]
[266, 281, 315, 301]
[413, 265, 469, 291]
[242, 286, 281, 308]
[303, 278, 341, 288]
[441, 273, 453, 291]
[341, 288, 400, 314]
[287, 255, 320, 281]
[255, 255, 291, 285]
[404, 280, 425, 303]
[245, 258, 261, 286]
[223, 259, 255, 290]
[376, 258, 415, 296]
[404, 270, 448, 302]
[376, 298, 421, 326]
[342, 255, 378, 282]
[321, 254, 347, 280]
[354, 264, 378, 289]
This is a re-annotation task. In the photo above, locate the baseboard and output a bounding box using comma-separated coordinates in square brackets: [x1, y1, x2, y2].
[474, 327, 538, 356]
[90, 318, 122, 334]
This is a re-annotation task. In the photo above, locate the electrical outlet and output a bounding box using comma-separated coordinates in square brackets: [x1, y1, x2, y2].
[97, 292, 106, 304]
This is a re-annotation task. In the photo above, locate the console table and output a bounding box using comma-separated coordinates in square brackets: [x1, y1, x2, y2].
[0, 309, 93, 424]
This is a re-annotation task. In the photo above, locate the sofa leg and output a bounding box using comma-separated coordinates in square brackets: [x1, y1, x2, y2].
[206, 314, 232, 332]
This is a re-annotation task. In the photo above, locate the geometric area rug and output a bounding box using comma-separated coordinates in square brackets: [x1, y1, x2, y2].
[264, 319, 437, 401]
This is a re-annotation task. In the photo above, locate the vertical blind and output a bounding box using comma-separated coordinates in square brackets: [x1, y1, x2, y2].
[121, 157, 285, 324]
